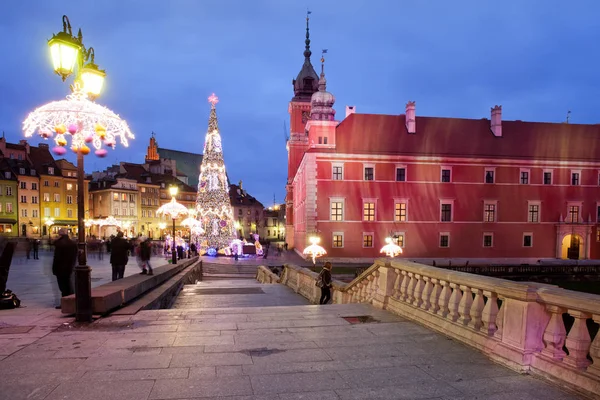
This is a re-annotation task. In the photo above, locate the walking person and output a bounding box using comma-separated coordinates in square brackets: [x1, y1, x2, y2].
[25, 238, 31, 260]
[52, 229, 77, 308]
[32, 239, 39, 260]
[317, 262, 333, 305]
[139, 236, 153, 275]
[110, 231, 130, 281]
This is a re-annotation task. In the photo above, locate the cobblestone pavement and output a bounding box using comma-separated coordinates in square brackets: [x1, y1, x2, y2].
[0, 279, 584, 400]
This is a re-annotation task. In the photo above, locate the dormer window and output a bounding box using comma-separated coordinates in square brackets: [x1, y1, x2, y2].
[303, 77, 314, 90]
[48, 167, 54, 175]
[30, 169, 36, 176]
[19, 168, 25, 175]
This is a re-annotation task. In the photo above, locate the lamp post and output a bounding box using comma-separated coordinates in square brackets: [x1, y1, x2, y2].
[156, 186, 188, 265]
[23, 15, 134, 322]
[44, 217, 55, 241]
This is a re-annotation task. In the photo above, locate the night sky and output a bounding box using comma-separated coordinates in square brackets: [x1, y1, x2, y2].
[0, 1, 598, 206]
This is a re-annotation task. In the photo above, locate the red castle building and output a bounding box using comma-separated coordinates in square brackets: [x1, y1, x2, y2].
[285, 17, 600, 262]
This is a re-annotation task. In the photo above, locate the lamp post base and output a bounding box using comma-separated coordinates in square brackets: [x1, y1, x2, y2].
[74, 264, 92, 322]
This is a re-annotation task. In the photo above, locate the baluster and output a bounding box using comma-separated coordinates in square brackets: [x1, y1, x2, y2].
[447, 283, 462, 322]
[437, 280, 450, 317]
[412, 274, 424, 307]
[541, 305, 567, 360]
[399, 271, 410, 302]
[588, 314, 600, 376]
[480, 291, 498, 335]
[429, 278, 441, 313]
[563, 310, 592, 369]
[457, 285, 472, 325]
[420, 276, 432, 310]
[372, 271, 380, 298]
[468, 289, 484, 330]
[392, 270, 402, 299]
[406, 273, 416, 303]
[494, 299, 504, 339]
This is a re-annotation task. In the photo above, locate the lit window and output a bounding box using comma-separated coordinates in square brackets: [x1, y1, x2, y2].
[332, 233, 344, 248]
[363, 202, 375, 221]
[528, 204, 539, 222]
[484, 203, 496, 222]
[395, 203, 407, 222]
[363, 234, 373, 248]
[330, 201, 343, 221]
[568, 206, 579, 223]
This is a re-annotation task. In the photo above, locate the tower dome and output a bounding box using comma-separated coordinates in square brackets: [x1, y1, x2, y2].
[310, 52, 336, 121]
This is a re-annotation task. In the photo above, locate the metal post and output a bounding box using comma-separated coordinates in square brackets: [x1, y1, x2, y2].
[172, 218, 177, 265]
[74, 151, 92, 322]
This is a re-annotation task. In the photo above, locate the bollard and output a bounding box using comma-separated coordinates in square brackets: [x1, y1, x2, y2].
[74, 265, 93, 322]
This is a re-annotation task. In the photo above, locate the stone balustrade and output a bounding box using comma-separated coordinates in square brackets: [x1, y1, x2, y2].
[257, 259, 600, 397]
[256, 266, 280, 284]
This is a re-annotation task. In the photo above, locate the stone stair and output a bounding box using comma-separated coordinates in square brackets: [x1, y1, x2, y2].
[202, 262, 259, 280]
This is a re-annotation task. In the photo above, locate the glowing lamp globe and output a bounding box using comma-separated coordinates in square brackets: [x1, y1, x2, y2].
[169, 186, 179, 197]
[380, 237, 403, 258]
[48, 31, 80, 81]
[302, 236, 327, 265]
[81, 62, 106, 99]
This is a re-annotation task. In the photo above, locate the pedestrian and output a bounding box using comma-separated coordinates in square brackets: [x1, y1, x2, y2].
[52, 229, 77, 308]
[140, 237, 153, 275]
[317, 262, 333, 305]
[32, 239, 39, 260]
[98, 239, 104, 260]
[277, 245, 282, 256]
[25, 238, 31, 260]
[110, 231, 130, 281]
[284, 242, 288, 251]
[190, 242, 197, 257]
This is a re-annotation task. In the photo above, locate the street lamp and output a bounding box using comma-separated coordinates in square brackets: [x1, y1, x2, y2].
[303, 235, 327, 270]
[156, 186, 189, 265]
[23, 15, 134, 322]
[44, 217, 55, 240]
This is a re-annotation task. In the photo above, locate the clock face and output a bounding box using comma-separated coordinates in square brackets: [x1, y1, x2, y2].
[302, 111, 310, 124]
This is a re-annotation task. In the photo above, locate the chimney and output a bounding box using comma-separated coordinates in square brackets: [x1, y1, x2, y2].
[405, 101, 416, 134]
[345, 106, 356, 118]
[491, 105, 502, 137]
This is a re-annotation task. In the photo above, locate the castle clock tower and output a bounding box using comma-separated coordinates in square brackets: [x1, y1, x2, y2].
[285, 12, 319, 249]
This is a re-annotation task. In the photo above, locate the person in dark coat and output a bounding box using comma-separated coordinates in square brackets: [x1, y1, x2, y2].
[25, 238, 32, 260]
[140, 237, 153, 275]
[318, 262, 333, 305]
[110, 231, 130, 281]
[52, 229, 78, 307]
[32, 239, 39, 260]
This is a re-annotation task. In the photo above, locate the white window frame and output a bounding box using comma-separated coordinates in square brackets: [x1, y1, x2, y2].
[519, 168, 530, 185]
[567, 201, 583, 223]
[570, 170, 581, 186]
[440, 166, 452, 183]
[439, 232, 450, 248]
[332, 163, 344, 181]
[393, 231, 406, 248]
[483, 232, 494, 248]
[44, 207, 50, 217]
[527, 200, 541, 223]
[440, 199, 454, 222]
[362, 198, 377, 221]
[523, 232, 533, 247]
[484, 167, 496, 184]
[19, 168, 25, 175]
[54, 208, 60, 217]
[362, 232, 374, 248]
[48, 167, 54, 175]
[329, 197, 345, 221]
[483, 200, 498, 222]
[394, 199, 408, 222]
[395, 164, 407, 182]
[363, 163, 375, 181]
[543, 169, 553, 185]
[332, 231, 344, 248]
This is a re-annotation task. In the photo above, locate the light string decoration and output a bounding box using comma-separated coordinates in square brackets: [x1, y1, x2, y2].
[22, 82, 134, 157]
[380, 237, 403, 258]
[303, 236, 327, 266]
[157, 197, 190, 220]
[194, 93, 236, 252]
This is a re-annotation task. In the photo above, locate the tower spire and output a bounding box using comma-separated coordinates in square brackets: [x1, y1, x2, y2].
[304, 9, 312, 60]
[319, 49, 328, 91]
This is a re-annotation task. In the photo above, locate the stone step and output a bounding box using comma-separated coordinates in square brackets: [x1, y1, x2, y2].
[203, 273, 257, 280]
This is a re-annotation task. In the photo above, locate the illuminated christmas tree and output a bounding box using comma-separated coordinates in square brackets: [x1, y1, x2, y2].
[194, 94, 236, 252]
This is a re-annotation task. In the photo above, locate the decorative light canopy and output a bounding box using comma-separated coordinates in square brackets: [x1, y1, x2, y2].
[302, 236, 327, 265]
[157, 197, 189, 220]
[44, 217, 55, 227]
[22, 83, 134, 157]
[158, 222, 167, 230]
[380, 237, 403, 258]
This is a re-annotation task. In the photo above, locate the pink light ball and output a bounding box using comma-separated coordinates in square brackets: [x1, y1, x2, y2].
[52, 146, 67, 156]
[68, 124, 78, 134]
[95, 149, 108, 158]
[84, 135, 94, 143]
[40, 129, 53, 139]
[105, 139, 116, 148]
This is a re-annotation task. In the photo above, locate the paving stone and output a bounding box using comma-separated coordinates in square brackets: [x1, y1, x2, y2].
[173, 334, 235, 346]
[416, 361, 517, 382]
[161, 346, 206, 355]
[170, 352, 253, 367]
[337, 365, 436, 388]
[217, 365, 244, 376]
[101, 335, 176, 348]
[204, 341, 318, 353]
[173, 329, 222, 337]
[0, 382, 59, 400]
[279, 391, 341, 399]
[81, 367, 189, 381]
[45, 380, 154, 400]
[80, 354, 172, 370]
[250, 348, 332, 364]
[0, 357, 85, 374]
[335, 380, 462, 399]
[149, 375, 253, 399]
[251, 371, 350, 394]
[0, 371, 84, 384]
[324, 343, 405, 360]
[188, 366, 217, 378]
[178, 322, 238, 331]
[242, 360, 348, 376]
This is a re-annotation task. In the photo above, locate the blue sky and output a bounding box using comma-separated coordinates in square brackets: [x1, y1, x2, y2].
[0, 0, 598, 206]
